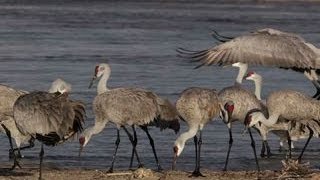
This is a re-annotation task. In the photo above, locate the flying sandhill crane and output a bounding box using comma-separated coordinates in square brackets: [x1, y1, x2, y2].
[177, 28, 320, 98]
[244, 89, 320, 162]
[0, 79, 72, 158]
[172, 87, 220, 177]
[13, 91, 86, 179]
[79, 63, 180, 172]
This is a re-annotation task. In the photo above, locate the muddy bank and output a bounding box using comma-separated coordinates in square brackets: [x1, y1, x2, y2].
[0, 167, 319, 180]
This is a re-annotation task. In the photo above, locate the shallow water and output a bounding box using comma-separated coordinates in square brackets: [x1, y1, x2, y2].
[0, 0, 320, 171]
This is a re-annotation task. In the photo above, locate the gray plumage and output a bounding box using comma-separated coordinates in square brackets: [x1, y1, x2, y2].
[219, 85, 266, 122]
[267, 90, 320, 121]
[246, 89, 320, 161]
[80, 63, 180, 172]
[176, 87, 220, 127]
[93, 87, 180, 132]
[0, 85, 29, 149]
[219, 84, 268, 171]
[173, 87, 220, 176]
[0, 79, 75, 150]
[178, 28, 320, 70]
[245, 71, 318, 150]
[13, 92, 85, 145]
[0, 85, 27, 115]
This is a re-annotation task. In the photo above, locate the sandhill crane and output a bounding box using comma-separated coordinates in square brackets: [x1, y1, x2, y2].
[245, 72, 320, 151]
[219, 82, 266, 171]
[79, 63, 180, 172]
[244, 71, 296, 150]
[12, 90, 85, 179]
[0, 79, 72, 158]
[172, 87, 220, 177]
[177, 28, 320, 98]
[244, 89, 320, 162]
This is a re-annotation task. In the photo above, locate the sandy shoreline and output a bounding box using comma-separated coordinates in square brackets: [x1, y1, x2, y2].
[0, 167, 319, 180]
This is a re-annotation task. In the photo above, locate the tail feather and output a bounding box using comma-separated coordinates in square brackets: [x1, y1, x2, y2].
[152, 97, 180, 133]
[289, 120, 320, 139]
[62, 101, 86, 142]
[71, 101, 86, 133]
[36, 133, 61, 146]
[151, 116, 180, 134]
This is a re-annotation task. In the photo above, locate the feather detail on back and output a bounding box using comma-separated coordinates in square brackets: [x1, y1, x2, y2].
[93, 87, 180, 133]
[13, 92, 86, 146]
[0, 85, 27, 116]
[176, 87, 220, 127]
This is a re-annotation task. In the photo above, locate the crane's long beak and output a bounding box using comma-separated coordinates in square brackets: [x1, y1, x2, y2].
[88, 76, 97, 89]
[79, 145, 84, 157]
[172, 153, 177, 170]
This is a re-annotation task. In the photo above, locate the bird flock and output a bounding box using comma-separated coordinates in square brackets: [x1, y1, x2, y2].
[1, 28, 320, 179]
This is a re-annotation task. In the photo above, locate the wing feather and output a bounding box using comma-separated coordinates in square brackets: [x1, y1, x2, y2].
[179, 29, 319, 70]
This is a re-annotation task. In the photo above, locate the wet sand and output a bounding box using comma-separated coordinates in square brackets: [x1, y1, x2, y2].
[0, 167, 319, 180]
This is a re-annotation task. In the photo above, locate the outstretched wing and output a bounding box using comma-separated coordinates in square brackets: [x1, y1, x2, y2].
[178, 28, 319, 70]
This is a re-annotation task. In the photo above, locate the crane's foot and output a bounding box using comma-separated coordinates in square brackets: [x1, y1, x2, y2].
[278, 146, 284, 152]
[9, 150, 23, 159]
[137, 164, 144, 169]
[10, 159, 22, 170]
[266, 151, 273, 158]
[156, 165, 163, 172]
[190, 170, 205, 177]
[106, 168, 113, 173]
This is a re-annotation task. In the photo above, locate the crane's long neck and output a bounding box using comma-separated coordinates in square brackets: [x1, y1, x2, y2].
[256, 112, 279, 127]
[83, 120, 107, 146]
[235, 63, 248, 84]
[97, 71, 110, 95]
[253, 76, 262, 100]
[174, 125, 198, 153]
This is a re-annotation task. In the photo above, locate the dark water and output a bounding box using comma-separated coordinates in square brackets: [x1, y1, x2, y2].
[0, 0, 320, 172]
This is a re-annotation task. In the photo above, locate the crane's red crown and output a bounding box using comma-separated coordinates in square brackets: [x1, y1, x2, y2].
[95, 66, 99, 76]
[79, 136, 85, 145]
[225, 103, 234, 113]
[173, 146, 178, 154]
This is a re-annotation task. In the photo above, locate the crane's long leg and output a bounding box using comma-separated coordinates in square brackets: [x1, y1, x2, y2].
[123, 126, 143, 168]
[107, 129, 120, 173]
[11, 138, 35, 159]
[263, 140, 272, 158]
[192, 135, 198, 174]
[223, 124, 233, 171]
[39, 142, 44, 180]
[260, 141, 266, 157]
[248, 128, 260, 172]
[129, 125, 136, 169]
[140, 125, 162, 171]
[191, 129, 205, 177]
[1, 124, 21, 170]
[132, 126, 143, 168]
[286, 131, 292, 159]
[298, 126, 313, 163]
